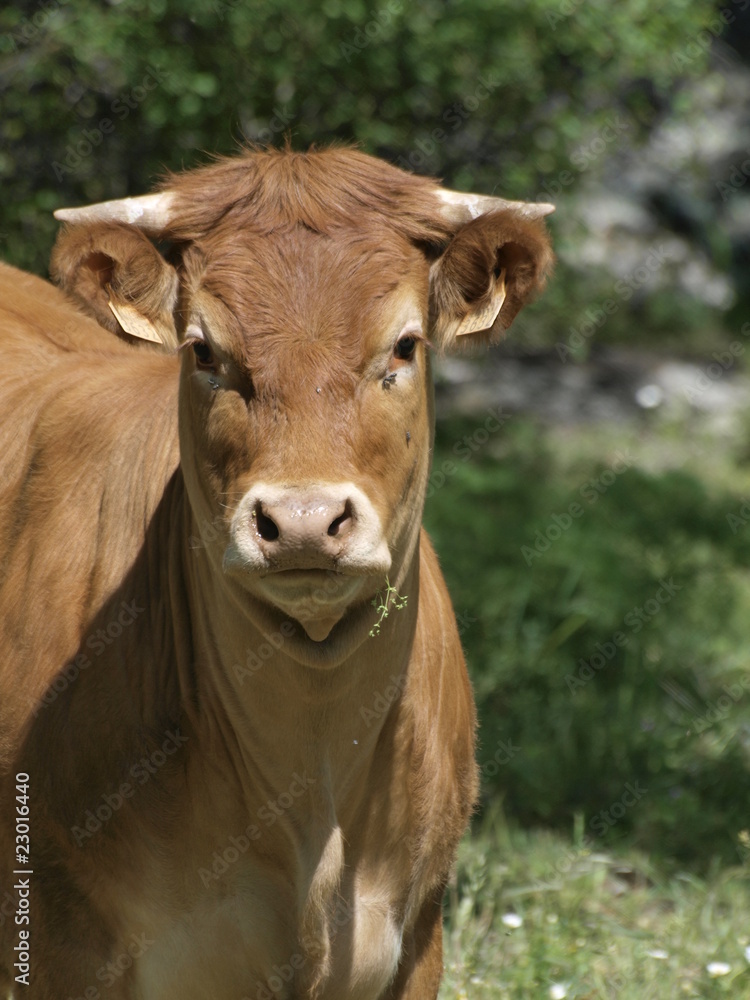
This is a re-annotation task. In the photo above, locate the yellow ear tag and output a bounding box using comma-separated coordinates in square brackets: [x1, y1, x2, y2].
[455, 269, 507, 337]
[106, 285, 163, 344]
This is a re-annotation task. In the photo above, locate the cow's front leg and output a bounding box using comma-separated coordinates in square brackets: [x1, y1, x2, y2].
[385, 888, 445, 1000]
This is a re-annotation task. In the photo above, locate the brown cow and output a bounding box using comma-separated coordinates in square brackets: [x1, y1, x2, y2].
[0, 147, 552, 999]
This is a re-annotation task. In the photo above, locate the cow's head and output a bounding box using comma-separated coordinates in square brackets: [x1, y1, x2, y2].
[52, 149, 552, 646]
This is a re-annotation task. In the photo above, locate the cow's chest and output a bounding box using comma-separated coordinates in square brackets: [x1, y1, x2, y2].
[126, 862, 403, 1000]
[96, 692, 413, 998]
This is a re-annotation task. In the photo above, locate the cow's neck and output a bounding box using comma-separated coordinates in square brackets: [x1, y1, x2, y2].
[174, 488, 420, 813]
[154, 492, 421, 983]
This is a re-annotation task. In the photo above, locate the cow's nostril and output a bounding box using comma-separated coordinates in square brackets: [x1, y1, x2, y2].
[328, 500, 353, 538]
[254, 503, 280, 542]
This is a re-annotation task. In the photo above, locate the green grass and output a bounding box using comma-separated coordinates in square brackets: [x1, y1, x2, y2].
[440, 814, 750, 999]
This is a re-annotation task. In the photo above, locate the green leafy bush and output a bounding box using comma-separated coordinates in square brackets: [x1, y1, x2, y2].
[0, 0, 712, 281]
[425, 415, 750, 865]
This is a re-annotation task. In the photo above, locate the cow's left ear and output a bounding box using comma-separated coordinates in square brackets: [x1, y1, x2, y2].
[429, 208, 554, 351]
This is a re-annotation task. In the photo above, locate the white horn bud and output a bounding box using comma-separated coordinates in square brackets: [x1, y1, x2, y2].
[54, 191, 175, 231]
[436, 187, 554, 224]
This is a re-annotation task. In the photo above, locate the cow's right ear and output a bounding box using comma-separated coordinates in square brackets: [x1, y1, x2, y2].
[50, 223, 179, 350]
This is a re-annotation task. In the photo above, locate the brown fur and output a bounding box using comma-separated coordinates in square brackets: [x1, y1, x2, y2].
[0, 147, 551, 999]
[159, 146, 455, 246]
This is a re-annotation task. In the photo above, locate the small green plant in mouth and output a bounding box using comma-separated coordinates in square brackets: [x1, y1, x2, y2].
[369, 577, 408, 637]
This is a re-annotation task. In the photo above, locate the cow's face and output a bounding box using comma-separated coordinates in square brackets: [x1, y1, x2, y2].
[176, 226, 435, 640]
[51, 150, 553, 643]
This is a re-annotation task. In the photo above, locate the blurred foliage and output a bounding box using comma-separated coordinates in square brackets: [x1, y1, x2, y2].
[425, 415, 750, 867]
[0, 0, 715, 284]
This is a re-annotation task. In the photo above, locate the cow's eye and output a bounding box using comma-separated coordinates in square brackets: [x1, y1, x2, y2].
[394, 336, 417, 362]
[192, 340, 215, 369]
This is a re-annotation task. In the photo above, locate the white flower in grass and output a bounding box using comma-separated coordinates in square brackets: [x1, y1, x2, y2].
[501, 911, 523, 928]
[549, 984, 568, 999]
[646, 948, 669, 959]
[745, 945, 750, 963]
[707, 961, 731, 977]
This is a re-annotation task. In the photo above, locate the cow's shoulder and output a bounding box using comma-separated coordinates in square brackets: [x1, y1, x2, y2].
[413, 527, 477, 750]
[394, 529, 479, 893]
[0, 265, 182, 772]
[0, 260, 126, 355]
